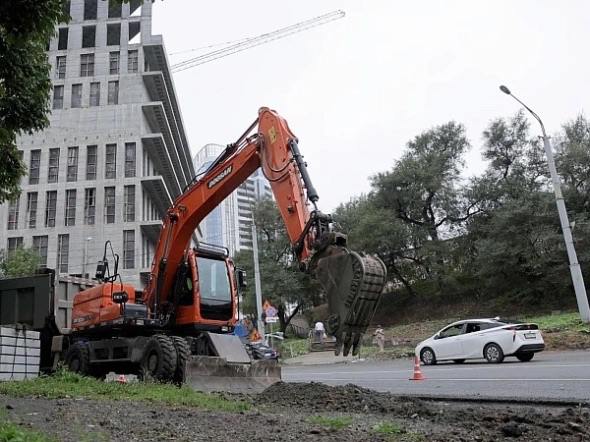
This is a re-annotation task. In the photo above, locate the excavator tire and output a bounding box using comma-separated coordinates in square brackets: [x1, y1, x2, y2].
[316, 250, 387, 356]
[140, 334, 177, 382]
[65, 342, 90, 375]
[171, 336, 191, 385]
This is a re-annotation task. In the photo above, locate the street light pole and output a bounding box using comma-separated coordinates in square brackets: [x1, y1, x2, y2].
[500, 85, 590, 322]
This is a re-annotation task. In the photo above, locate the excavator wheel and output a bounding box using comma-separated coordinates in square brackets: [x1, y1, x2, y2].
[65, 342, 90, 375]
[171, 336, 191, 385]
[316, 250, 387, 357]
[140, 334, 177, 382]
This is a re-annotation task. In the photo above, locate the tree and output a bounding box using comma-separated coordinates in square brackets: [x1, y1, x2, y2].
[467, 113, 573, 309]
[0, 0, 69, 203]
[333, 196, 417, 294]
[0, 248, 40, 278]
[370, 122, 478, 294]
[556, 115, 590, 213]
[234, 198, 320, 334]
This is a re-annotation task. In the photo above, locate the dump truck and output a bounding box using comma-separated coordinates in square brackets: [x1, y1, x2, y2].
[1, 108, 387, 391]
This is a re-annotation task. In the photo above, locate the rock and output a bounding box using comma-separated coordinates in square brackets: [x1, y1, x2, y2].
[568, 422, 584, 433]
[5, 404, 13, 410]
[410, 413, 419, 419]
[309, 428, 321, 434]
[501, 423, 523, 438]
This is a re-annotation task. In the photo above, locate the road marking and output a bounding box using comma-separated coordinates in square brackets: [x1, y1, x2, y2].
[284, 377, 590, 382]
[284, 363, 590, 377]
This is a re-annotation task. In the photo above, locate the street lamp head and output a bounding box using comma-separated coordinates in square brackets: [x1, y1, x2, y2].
[499, 85, 511, 95]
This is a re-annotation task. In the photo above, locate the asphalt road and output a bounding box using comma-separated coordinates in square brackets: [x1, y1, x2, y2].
[282, 350, 590, 402]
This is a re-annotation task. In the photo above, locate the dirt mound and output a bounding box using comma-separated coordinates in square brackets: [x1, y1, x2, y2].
[261, 382, 590, 441]
[262, 381, 430, 415]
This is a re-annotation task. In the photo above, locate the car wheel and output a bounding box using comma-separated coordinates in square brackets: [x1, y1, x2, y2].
[420, 347, 437, 365]
[453, 359, 465, 364]
[484, 343, 504, 363]
[516, 352, 534, 362]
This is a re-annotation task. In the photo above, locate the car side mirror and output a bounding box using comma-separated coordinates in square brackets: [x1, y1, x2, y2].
[434, 334, 442, 340]
[236, 268, 247, 288]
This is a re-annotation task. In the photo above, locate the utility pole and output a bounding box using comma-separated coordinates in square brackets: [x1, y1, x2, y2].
[500, 85, 590, 323]
[251, 221, 265, 334]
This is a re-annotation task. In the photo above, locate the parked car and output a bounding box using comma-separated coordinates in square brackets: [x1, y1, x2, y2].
[415, 318, 545, 365]
[245, 341, 279, 360]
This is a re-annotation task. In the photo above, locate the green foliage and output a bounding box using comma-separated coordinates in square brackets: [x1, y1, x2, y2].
[0, 248, 40, 278]
[372, 422, 403, 435]
[525, 312, 587, 332]
[0, 0, 69, 203]
[234, 198, 320, 333]
[0, 419, 54, 442]
[307, 415, 352, 430]
[0, 369, 249, 413]
[279, 338, 309, 358]
[335, 112, 590, 319]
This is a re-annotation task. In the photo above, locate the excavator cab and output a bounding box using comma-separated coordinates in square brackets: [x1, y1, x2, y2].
[174, 244, 238, 328]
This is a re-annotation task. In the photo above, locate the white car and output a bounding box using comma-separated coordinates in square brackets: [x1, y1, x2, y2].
[416, 318, 545, 365]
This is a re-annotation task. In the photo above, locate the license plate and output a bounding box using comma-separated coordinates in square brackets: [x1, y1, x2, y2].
[524, 332, 536, 339]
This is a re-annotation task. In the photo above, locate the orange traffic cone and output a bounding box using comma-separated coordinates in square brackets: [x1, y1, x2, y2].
[409, 356, 426, 381]
[116, 374, 127, 384]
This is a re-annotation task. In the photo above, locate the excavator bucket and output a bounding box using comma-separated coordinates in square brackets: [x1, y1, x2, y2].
[183, 333, 281, 393]
[315, 250, 387, 356]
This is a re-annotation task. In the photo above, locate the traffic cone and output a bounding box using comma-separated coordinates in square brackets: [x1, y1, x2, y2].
[409, 356, 426, 381]
[116, 374, 127, 384]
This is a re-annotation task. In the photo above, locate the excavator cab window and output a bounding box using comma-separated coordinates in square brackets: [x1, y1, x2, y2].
[196, 257, 232, 320]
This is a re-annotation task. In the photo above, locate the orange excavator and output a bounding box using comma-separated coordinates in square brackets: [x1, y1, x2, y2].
[66, 108, 387, 390]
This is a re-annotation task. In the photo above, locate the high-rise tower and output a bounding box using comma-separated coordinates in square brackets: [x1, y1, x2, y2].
[0, 0, 194, 286]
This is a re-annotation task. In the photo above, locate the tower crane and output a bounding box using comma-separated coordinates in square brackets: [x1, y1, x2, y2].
[171, 10, 345, 73]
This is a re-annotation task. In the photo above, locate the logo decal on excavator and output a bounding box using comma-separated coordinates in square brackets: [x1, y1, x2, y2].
[207, 165, 233, 188]
[269, 126, 277, 144]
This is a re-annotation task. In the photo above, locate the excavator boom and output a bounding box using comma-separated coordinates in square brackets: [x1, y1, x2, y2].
[143, 107, 386, 356]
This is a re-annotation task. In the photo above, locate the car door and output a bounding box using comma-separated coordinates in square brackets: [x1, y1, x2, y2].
[461, 322, 485, 359]
[433, 323, 465, 360]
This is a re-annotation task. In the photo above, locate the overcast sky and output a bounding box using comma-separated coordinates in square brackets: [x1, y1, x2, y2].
[153, 1, 590, 212]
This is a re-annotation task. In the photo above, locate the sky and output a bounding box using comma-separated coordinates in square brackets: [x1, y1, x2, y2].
[152, 1, 590, 212]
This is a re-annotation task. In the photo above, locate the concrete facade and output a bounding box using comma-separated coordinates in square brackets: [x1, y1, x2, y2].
[0, 0, 194, 287]
[193, 144, 271, 255]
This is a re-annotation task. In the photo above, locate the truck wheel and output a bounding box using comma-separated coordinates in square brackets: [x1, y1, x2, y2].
[141, 335, 177, 382]
[65, 342, 90, 375]
[171, 336, 191, 385]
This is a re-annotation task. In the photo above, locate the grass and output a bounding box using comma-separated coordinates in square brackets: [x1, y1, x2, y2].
[525, 312, 590, 333]
[0, 420, 54, 442]
[279, 338, 310, 359]
[372, 421, 424, 441]
[0, 370, 249, 413]
[307, 415, 352, 430]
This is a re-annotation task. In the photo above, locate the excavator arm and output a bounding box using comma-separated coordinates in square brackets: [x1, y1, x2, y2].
[143, 108, 387, 356]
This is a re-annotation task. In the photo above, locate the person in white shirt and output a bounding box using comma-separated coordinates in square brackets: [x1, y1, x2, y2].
[314, 321, 325, 343]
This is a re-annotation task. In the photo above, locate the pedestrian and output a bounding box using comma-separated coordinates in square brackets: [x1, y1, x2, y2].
[314, 321, 325, 344]
[374, 325, 385, 352]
